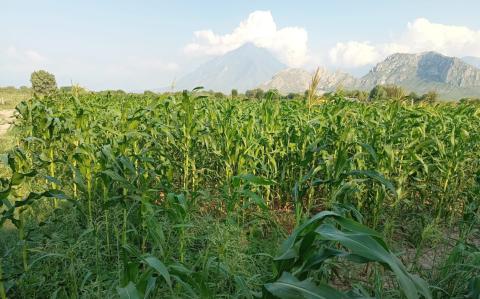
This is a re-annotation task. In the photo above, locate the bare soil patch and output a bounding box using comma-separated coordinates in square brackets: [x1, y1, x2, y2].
[0, 109, 15, 136]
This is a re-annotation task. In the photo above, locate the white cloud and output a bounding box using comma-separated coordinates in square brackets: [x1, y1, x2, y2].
[398, 18, 480, 56]
[184, 10, 309, 67]
[329, 18, 480, 68]
[329, 41, 381, 67]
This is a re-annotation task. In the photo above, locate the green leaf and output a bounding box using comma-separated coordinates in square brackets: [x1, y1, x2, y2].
[357, 143, 378, 164]
[315, 224, 431, 299]
[276, 211, 340, 261]
[348, 170, 397, 198]
[467, 276, 480, 299]
[241, 189, 268, 210]
[101, 170, 129, 185]
[264, 272, 348, 299]
[240, 174, 276, 185]
[43, 175, 62, 186]
[0, 185, 11, 200]
[117, 281, 141, 299]
[143, 256, 171, 287]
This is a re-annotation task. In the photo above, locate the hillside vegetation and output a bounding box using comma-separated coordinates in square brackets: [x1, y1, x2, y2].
[0, 91, 479, 298]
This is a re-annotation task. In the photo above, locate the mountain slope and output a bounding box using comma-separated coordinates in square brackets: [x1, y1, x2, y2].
[175, 43, 286, 93]
[259, 67, 359, 94]
[360, 52, 480, 98]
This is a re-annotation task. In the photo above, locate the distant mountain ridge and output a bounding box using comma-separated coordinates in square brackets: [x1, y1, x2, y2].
[259, 68, 359, 94]
[261, 51, 480, 99]
[359, 52, 480, 98]
[175, 43, 285, 93]
[361, 52, 480, 87]
[173, 43, 480, 99]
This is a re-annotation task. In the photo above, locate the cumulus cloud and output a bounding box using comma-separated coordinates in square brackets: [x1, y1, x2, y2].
[329, 41, 381, 67]
[184, 10, 309, 67]
[329, 18, 480, 68]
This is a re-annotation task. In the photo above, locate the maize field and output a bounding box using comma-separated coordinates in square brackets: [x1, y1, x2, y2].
[1, 91, 479, 298]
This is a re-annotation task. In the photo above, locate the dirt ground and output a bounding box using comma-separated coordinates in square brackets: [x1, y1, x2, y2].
[0, 109, 15, 136]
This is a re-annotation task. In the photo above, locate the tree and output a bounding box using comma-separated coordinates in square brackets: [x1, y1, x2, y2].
[369, 85, 387, 101]
[214, 92, 224, 99]
[254, 88, 264, 99]
[287, 92, 298, 100]
[265, 89, 279, 99]
[383, 85, 406, 101]
[420, 91, 438, 103]
[354, 90, 369, 101]
[30, 70, 57, 96]
[406, 92, 419, 102]
[231, 89, 238, 98]
[245, 88, 264, 99]
[143, 90, 157, 97]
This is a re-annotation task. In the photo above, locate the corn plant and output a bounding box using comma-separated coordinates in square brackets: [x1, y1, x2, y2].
[264, 211, 431, 299]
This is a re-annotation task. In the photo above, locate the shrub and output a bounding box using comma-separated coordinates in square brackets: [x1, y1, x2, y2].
[30, 70, 57, 97]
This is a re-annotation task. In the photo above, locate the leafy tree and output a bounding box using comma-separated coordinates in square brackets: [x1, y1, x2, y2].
[420, 91, 438, 103]
[345, 90, 369, 101]
[254, 89, 265, 99]
[369, 85, 387, 101]
[231, 89, 238, 98]
[214, 92, 224, 99]
[245, 88, 264, 99]
[286, 92, 298, 100]
[383, 84, 406, 101]
[357, 90, 369, 101]
[143, 90, 157, 97]
[406, 92, 419, 102]
[30, 70, 57, 96]
[265, 89, 279, 99]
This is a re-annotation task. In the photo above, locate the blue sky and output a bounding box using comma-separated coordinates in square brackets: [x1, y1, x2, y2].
[2, 0, 480, 90]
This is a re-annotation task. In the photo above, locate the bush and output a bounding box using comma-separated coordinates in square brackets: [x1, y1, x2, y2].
[419, 91, 438, 103]
[384, 85, 406, 101]
[369, 85, 387, 101]
[30, 70, 57, 97]
[245, 88, 265, 99]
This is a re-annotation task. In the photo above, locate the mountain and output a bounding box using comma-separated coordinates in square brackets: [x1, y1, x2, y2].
[259, 52, 480, 99]
[175, 43, 286, 93]
[360, 52, 480, 98]
[259, 67, 359, 94]
[462, 56, 480, 68]
[258, 68, 311, 94]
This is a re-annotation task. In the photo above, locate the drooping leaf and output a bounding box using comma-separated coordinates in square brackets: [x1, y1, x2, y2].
[264, 272, 348, 299]
[143, 256, 172, 287]
[116, 281, 141, 299]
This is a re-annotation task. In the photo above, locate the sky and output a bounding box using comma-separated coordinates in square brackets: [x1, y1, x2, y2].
[2, 0, 480, 91]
